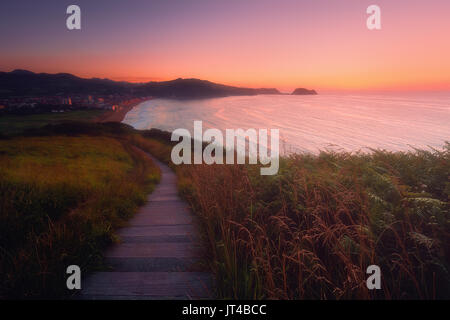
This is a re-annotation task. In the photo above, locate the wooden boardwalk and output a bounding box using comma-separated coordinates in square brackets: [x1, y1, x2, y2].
[80, 153, 212, 299]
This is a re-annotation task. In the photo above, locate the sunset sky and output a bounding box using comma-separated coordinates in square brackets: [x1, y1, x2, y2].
[1, 0, 450, 92]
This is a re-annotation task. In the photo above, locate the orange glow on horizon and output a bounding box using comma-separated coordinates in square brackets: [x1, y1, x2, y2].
[2, 1, 450, 93]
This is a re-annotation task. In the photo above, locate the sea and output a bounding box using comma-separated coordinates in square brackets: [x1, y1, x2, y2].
[123, 93, 450, 154]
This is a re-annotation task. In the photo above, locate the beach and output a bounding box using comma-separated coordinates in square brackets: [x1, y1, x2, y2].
[95, 98, 149, 123]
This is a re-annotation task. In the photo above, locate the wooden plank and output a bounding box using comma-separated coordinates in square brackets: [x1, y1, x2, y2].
[81, 272, 212, 299]
[129, 212, 193, 226]
[119, 235, 197, 244]
[104, 257, 200, 272]
[79, 150, 213, 300]
[117, 225, 198, 237]
[104, 242, 202, 258]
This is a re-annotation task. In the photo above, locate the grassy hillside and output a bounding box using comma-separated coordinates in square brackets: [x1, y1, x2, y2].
[1, 118, 448, 299]
[127, 129, 450, 299]
[0, 110, 105, 136]
[0, 129, 160, 298]
[174, 145, 450, 299]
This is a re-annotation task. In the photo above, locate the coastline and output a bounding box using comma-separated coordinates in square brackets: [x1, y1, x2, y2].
[94, 97, 149, 123]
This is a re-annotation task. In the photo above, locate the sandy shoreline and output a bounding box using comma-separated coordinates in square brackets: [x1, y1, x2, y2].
[94, 98, 149, 123]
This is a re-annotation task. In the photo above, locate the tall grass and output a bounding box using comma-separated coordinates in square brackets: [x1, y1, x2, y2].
[3, 120, 447, 300]
[0, 135, 160, 298]
[177, 144, 450, 299]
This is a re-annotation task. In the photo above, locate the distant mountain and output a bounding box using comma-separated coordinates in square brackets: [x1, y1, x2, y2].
[291, 88, 317, 95]
[0, 70, 281, 99]
[134, 78, 281, 99]
[0, 70, 135, 97]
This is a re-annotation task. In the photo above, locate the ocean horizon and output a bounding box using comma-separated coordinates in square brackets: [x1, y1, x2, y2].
[123, 93, 450, 154]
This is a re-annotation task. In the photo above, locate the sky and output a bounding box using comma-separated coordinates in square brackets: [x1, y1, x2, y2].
[1, 0, 450, 92]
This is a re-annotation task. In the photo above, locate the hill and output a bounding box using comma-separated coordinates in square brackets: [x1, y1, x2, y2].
[135, 78, 280, 99]
[291, 88, 317, 95]
[0, 70, 281, 99]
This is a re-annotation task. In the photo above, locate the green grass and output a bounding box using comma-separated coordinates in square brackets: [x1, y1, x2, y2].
[0, 110, 105, 136]
[0, 129, 160, 298]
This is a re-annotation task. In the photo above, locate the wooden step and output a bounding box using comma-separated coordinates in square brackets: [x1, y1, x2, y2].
[81, 272, 212, 299]
[79, 150, 213, 300]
